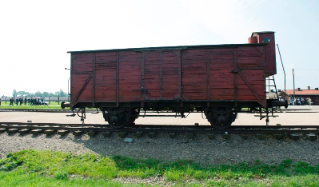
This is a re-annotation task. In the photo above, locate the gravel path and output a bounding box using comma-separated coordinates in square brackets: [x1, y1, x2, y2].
[1, 106, 319, 166]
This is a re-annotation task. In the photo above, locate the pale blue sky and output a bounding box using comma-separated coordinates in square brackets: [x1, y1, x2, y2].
[1, 0, 318, 96]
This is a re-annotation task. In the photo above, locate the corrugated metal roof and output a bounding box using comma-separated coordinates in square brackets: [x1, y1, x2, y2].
[286, 90, 319, 95]
[67, 43, 267, 53]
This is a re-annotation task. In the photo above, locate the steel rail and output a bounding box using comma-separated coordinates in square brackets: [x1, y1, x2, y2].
[1, 108, 318, 114]
[2, 122, 319, 129]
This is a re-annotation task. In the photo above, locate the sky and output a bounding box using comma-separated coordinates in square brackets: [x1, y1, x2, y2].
[1, 0, 318, 97]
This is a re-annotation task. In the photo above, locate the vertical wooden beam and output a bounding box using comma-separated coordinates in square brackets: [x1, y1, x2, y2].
[140, 51, 145, 107]
[140, 51, 150, 105]
[178, 50, 183, 107]
[92, 53, 96, 108]
[142, 52, 145, 93]
[160, 52, 163, 100]
[234, 49, 238, 105]
[116, 51, 119, 107]
[206, 49, 210, 107]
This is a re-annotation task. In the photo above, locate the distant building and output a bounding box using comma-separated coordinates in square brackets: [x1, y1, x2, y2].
[285, 86, 319, 105]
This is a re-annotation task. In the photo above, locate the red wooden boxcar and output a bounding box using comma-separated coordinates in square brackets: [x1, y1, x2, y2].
[65, 31, 285, 129]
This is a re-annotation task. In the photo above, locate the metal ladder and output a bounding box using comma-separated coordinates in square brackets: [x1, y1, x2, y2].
[266, 75, 279, 99]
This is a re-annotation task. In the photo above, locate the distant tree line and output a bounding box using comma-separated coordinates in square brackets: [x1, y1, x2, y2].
[10, 89, 67, 98]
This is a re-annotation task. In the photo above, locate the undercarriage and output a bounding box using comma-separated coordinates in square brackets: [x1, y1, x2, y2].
[62, 99, 288, 129]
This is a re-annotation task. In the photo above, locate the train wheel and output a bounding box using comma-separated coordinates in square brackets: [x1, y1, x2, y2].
[126, 108, 140, 124]
[107, 110, 130, 128]
[207, 110, 237, 129]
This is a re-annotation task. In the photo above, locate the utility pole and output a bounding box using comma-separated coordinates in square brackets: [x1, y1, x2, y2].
[292, 69, 295, 105]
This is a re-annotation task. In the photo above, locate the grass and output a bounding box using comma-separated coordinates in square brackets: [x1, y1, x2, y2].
[0, 101, 63, 109]
[0, 150, 319, 186]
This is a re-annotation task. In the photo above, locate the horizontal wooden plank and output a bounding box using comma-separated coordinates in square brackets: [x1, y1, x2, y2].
[95, 79, 116, 84]
[182, 84, 207, 89]
[208, 89, 235, 96]
[183, 74, 206, 79]
[144, 75, 160, 79]
[119, 72, 141, 77]
[240, 69, 264, 75]
[182, 59, 206, 64]
[144, 85, 161, 89]
[95, 87, 116, 91]
[237, 57, 262, 65]
[147, 93, 161, 98]
[209, 65, 234, 70]
[208, 49, 234, 55]
[209, 83, 234, 89]
[162, 93, 178, 98]
[236, 47, 262, 57]
[208, 55, 234, 61]
[119, 97, 141, 102]
[183, 90, 206, 94]
[237, 96, 259, 100]
[144, 64, 161, 71]
[210, 96, 236, 100]
[183, 94, 206, 99]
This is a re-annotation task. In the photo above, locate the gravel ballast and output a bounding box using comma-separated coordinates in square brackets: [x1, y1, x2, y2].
[1, 132, 319, 166]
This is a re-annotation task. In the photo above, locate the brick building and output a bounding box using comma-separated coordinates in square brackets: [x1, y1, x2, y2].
[285, 86, 319, 105]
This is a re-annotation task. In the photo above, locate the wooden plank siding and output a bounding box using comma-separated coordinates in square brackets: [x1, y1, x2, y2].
[70, 45, 267, 108]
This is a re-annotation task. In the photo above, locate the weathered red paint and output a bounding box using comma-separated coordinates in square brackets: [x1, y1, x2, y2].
[251, 32, 276, 75]
[69, 32, 276, 108]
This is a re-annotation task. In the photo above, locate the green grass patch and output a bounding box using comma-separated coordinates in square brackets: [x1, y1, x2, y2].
[1, 150, 319, 186]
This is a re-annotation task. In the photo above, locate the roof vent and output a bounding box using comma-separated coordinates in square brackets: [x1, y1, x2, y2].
[248, 36, 257, 44]
[307, 86, 310, 90]
[315, 88, 318, 90]
[297, 88, 301, 91]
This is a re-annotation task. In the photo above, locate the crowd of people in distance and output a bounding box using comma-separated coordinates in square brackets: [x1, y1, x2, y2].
[9, 97, 47, 106]
[288, 97, 312, 105]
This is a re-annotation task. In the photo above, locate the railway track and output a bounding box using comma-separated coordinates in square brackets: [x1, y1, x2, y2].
[1, 122, 319, 138]
[1, 108, 318, 114]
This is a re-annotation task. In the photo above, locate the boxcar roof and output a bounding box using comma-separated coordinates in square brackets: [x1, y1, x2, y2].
[67, 43, 267, 53]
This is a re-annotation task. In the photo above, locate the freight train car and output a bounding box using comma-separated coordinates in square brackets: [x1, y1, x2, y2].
[62, 31, 287, 129]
